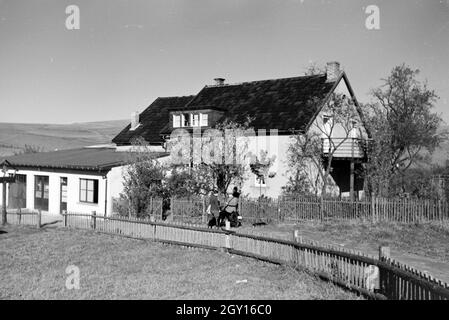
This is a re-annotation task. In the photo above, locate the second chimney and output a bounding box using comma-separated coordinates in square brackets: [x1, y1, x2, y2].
[130, 111, 139, 130]
[214, 78, 225, 86]
[326, 61, 341, 82]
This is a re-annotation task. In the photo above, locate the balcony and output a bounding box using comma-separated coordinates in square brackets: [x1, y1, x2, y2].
[321, 138, 367, 159]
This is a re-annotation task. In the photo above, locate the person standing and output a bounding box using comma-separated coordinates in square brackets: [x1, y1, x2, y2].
[218, 187, 241, 227]
[207, 190, 220, 217]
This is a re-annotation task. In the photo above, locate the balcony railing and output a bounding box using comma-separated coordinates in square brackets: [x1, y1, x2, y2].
[321, 138, 367, 158]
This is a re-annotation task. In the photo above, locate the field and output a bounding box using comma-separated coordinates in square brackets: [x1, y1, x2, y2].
[0, 225, 360, 300]
[0, 120, 127, 156]
[239, 220, 449, 282]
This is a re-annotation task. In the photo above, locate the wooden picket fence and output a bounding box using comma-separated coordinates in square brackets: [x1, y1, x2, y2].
[240, 196, 449, 224]
[168, 197, 205, 223]
[5, 209, 39, 226]
[132, 196, 449, 225]
[61, 212, 449, 300]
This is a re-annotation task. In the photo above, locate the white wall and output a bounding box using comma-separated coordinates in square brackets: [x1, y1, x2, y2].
[106, 165, 127, 215]
[238, 77, 365, 199]
[240, 134, 290, 199]
[0, 168, 127, 216]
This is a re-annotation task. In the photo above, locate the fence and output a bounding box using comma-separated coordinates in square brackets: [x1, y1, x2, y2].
[5, 209, 39, 226]
[240, 196, 449, 224]
[168, 197, 204, 223]
[120, 196, 449, 225]
[61, 212, 449, 300]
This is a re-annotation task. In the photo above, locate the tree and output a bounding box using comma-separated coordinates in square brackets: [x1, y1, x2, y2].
[286, 93, 361, 198]
[120, 137, 166, 217]
[363, 64, 447, 197]
[167, 117, 254, 198]
[304, 62, 325, 76]
[250, 150, 276, 197]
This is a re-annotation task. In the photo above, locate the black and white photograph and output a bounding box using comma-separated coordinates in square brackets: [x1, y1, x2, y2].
[1, 0, 449, 305]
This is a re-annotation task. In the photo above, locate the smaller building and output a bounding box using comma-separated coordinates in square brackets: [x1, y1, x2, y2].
[0, 147, 166, 216]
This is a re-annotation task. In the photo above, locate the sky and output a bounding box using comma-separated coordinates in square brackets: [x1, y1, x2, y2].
[0, 0, 448, 124]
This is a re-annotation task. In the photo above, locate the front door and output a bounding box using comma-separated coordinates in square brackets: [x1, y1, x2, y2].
[34, 175, 49, 211]
[60, 177, 67, 213]
[8, 174, 26, 209]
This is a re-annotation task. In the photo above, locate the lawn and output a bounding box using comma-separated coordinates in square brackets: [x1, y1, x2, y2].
[238, 220, 449, 282]
[240, 221, 449, 262]
[0, 225, 360, 300]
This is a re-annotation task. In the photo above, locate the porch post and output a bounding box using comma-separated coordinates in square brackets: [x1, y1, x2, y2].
[2, 180, 6, 225]
[350, 160, 355, 202]
[350, 138, 355, 202]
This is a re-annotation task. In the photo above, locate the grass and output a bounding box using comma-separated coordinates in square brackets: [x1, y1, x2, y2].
[239, 220, 449, 263]
[0, 120, 127, 156]
[0, 225, 361, 300]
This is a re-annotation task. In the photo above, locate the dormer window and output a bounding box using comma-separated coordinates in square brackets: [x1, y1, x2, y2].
[173, 114, 181, 128]
[182, 113, 189, 127]
[200, 113, 208, 126]
[191, 114, 200, 127]
[171, 111, 211, 128]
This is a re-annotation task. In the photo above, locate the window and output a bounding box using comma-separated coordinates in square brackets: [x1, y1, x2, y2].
[8, 174, 26, 209]
[79, 178, 99, 204]
[191, 114, 200, 127]
[323, 115, 332, 125]
[34, 175, 49, 211]
[182, 113, 190, 127]
[350, 120, 359, 138]
[200, 113, 208, 126]
[173, 114, 181, 128]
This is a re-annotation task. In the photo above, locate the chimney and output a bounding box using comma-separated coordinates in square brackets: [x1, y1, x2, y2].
[326, 61, 341, 82]
[130, 111, 139, 130]
[214, 77, 225, 86]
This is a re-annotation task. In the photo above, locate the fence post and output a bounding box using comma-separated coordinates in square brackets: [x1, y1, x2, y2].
[224, 220, 231, 251]
[378, 246, 390, 296]
[17, 207, 22, 225]
[169, 198, 174, 221]
[202, 197, 207, 224]
[63, 210, 67, 227]
[379, 246, 390, 261]
[91, 210, 96, 230]
[292, 229, 301, 243]
[37, 209, 42, 228]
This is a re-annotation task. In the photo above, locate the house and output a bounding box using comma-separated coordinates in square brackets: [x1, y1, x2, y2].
[0, 147, 167, 216]
[0, 61, 369, 216]
[113, 61, 369, 199]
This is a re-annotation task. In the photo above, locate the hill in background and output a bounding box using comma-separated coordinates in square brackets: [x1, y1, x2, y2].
[1, 121, 448, 166]
[0, 120, 128, 157]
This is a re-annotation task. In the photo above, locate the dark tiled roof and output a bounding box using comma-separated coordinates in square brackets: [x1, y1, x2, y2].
[112, 96, 195, 145]
[113, 74, 339, 145]
[181, 74, 335, 131]
[1, 148, 168, 172]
